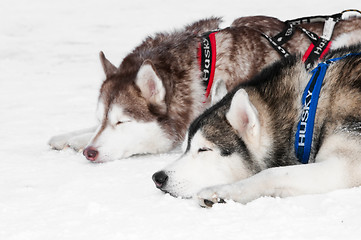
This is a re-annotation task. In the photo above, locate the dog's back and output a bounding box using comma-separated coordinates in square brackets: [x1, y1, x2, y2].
[50, 14, 361, 162]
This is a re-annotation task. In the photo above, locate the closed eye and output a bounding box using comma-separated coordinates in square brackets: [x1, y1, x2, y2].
[116, 120, 131, 125]
[198, 147, 212, 153]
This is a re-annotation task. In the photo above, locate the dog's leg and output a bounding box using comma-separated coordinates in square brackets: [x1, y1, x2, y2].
[48, 126, 97, 151]
[65, 132, 95, 152]
[197, 160, 347, 207]
[198, 135, 361, 207]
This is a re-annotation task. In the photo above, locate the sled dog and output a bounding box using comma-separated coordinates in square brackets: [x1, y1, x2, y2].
[48, 14, 361, 162]
[152, 44, 361, 207]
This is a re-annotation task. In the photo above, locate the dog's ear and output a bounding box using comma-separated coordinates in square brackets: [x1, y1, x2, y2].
[211, 79, 228, 105]
[99, 51, 117, 78]
[135, 60, 166, 114]
[226, 89, 260, 145]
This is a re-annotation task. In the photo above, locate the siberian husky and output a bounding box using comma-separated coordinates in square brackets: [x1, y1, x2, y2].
[48, 14, 361, 163]
[152, 44, 361, 207]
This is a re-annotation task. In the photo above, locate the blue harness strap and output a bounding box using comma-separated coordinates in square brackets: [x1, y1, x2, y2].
[294, 52, 361, 164]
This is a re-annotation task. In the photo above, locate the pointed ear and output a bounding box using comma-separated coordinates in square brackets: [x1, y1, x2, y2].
[99, 51, 117, 78]
[135, 60, 166, 113]
[211, 78, 228, 105]
[226, 89, 260, 145]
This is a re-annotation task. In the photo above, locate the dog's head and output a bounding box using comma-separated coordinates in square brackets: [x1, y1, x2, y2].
[152, 89, 271, 198]
[82, 18, 226, 163]
[83, 52, 176, 162]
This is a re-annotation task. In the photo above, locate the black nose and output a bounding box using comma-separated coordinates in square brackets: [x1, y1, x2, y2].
[152, 171, 168, 189]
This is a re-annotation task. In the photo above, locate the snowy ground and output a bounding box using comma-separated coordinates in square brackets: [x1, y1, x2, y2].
[1, 0, 361, 239]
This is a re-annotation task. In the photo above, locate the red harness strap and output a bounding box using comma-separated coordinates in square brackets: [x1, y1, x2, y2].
[198, 31, 218, 99]
[302, 41, 332, 63]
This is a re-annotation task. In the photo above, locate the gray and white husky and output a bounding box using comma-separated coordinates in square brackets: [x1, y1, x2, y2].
[49, 15, 361, 162]
[152, 44, 361, 207]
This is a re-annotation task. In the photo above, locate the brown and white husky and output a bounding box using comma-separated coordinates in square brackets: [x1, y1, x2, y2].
[49, 14, 361, 163]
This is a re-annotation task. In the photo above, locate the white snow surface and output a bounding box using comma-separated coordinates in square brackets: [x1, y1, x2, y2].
[1, 0, 361, 239]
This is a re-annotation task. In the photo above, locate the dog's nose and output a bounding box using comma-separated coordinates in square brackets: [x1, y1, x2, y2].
[83, 146, 99, 162]
[152, 171, 168, 189]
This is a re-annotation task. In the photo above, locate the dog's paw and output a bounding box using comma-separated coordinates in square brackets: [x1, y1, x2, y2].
[197, 187, 228, 208]
[67, 133, 93, 152]
[48, 134, 71, 150]
[48, 132, 92, 152]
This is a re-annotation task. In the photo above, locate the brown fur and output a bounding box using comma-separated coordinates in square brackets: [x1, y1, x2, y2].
[218, 16, 361, 91]
[98, 16, 361, 146]
[49, 15, 361, 160]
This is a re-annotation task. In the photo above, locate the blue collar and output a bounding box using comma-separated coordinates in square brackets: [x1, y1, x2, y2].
[294, 52, 361, 164]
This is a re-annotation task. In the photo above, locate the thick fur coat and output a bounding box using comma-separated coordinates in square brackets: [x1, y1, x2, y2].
[153, 44, 361, 207]
[49, 15, 361, 162]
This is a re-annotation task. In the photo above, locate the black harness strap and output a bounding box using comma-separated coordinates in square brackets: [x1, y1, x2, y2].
[285, 13, 341, 25]
[273, 23, 296, 45]
[261, 32, 291, 58]
[297, 26, 319, 44]
[261, 9, 361, 69]
[261, 22, 322, 61]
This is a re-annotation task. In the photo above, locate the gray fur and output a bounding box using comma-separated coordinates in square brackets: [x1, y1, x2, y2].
[154, 44, 361, 206]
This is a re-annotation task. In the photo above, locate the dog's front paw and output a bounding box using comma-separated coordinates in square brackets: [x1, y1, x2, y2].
[197, 187, 227, 208]
[48, 134, 71, 150]
[49, 133, 92, 152]
[66, 133, 93, 152]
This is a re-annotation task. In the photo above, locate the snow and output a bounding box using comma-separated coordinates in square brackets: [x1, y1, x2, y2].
[1, 0, 361, 239]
